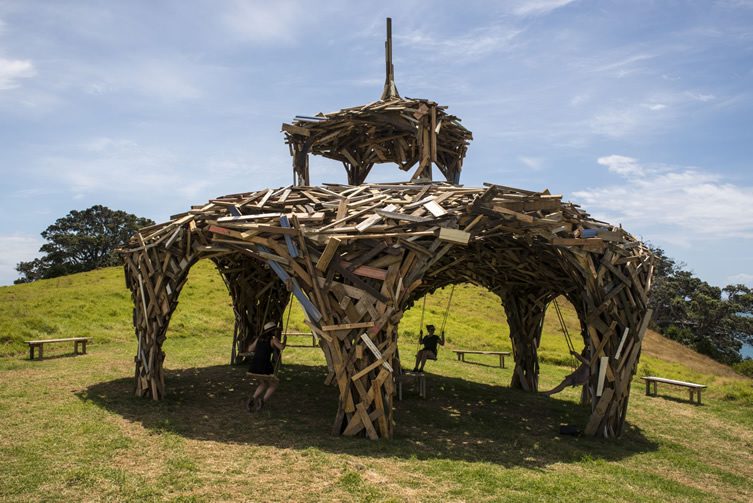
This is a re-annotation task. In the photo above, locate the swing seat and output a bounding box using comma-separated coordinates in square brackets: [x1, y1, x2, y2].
[247, 372, 279, 383]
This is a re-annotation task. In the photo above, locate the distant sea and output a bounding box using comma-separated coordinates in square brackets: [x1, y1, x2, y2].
[742, 342, 753, 360]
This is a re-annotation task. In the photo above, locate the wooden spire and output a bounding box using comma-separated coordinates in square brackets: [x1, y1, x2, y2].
[380, 17, 400, 100]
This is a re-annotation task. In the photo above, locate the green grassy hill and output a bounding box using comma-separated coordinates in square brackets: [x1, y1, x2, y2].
[1, 262, 752, 502]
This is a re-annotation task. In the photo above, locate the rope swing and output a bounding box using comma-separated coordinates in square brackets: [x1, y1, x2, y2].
[416, 284, 456, 340]
[552, 298, 577, 369]
[439, 284, 456, 336]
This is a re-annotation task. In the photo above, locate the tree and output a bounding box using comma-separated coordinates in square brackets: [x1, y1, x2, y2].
[647, 245, 752, 365]
[15, 205, 154, 283]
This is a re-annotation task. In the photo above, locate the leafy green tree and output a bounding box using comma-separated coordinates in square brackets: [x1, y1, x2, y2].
[648, 244, 752, 365]
[15, 205, 154, 283]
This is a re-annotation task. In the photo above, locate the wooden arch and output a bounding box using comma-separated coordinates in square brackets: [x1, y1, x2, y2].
[121, 182, 654, 439]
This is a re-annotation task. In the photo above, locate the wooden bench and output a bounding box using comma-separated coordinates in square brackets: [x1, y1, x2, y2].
[26, 337, 90, 360]
[283, 331, 318, 347]
[397, 371, 426, 400]
[642, 376, 707, 404]
[454, 350, 511, 368]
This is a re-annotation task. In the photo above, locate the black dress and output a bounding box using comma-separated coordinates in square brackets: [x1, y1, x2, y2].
[249, 337, 275, 375]
[422, 334, 440, 355]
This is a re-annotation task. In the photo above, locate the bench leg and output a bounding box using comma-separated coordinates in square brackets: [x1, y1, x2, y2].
[38, 344, 43, 360]
[82, 340, 87, 354]
[29, 345, 34, 360]
[645, 380, 650, 396]
[697, 389, 702, 405]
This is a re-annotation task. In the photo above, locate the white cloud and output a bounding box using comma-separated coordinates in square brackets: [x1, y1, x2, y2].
[512, 0, 577, 16]
[0, 234, 42, 286]
[643, 103, 667, 111]
[0, 58, 35, 90]
[597, 155, 645, 176]
[728, 273, 753, 286]
[574, 156, 753, 241]
[221, 0, 305, 44]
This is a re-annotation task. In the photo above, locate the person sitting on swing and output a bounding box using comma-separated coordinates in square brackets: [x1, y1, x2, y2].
[247, 321, 286, 412]
[413, 324, 444, 372]
[541, 346, 591, 396]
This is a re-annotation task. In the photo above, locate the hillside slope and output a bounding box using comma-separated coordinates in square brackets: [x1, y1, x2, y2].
[1, 262, 747, 382]
[2, 262, 752, 502]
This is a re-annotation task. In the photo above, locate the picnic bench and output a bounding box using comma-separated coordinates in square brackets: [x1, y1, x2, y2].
[26, 337, 90, 360]
[453, 350, 511, 368]
[397, 370, 426, 400]
[641, 376, 707, 404]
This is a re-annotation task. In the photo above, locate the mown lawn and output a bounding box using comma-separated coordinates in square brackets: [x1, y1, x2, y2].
[1, 262, 752, 502]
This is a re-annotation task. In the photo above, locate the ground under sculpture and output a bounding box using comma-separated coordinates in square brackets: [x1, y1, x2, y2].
[121, 19, 654, 440]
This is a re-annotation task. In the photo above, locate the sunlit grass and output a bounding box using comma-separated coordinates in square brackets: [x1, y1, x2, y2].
[1, 261, 752, 501]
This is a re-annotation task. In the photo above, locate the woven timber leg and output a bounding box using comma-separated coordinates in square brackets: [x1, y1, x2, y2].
[504, 289, 549, 392]
[297, 234, 437, 439]
[215, 257, 288, 364]
[123, 227, 196, 400]
[578, 250, 654, 438]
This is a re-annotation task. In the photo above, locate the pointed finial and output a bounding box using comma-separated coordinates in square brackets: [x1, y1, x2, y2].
[380, 17, 400, 100]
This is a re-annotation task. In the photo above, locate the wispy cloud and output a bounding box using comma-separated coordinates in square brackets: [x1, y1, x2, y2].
[593, 53, 655, 77]
[221, 0, 307, 44]
[0, 234, 41, 285]
[399, 25, 523, 61]
[0, 58, 35, 90]
[519, 156, 543, 170]
[574, 156, 753, 242]
[33, 137, 293, 207]
[512, 0, 577, 16]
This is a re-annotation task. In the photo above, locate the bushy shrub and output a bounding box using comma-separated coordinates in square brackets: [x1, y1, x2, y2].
[733, 359, 753, 378]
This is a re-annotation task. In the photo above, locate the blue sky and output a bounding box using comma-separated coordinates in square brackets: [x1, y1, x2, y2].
[1, 0, 752, 287]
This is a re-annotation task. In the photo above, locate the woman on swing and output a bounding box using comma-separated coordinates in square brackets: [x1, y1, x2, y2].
[413, 324, 444, 372]
[247, 321, 286, 412]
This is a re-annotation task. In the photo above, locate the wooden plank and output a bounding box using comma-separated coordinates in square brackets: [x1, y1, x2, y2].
[596, 356, 609, 397]
[351, 358, 384, 381]
[316, 237, 341, 272]
[438, 227, 470, 245]
[322, 321, 375, 332]
[423, 200, 447, 217]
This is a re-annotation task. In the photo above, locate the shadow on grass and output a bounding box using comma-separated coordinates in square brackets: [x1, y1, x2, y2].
[29, 352, 88, 362]
[644, 393, 703, 406]
[453, 359, 505, 369]
[78, 363, 657, 468]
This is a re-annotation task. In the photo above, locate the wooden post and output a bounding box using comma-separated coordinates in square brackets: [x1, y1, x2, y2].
[504, 289, 550, 392]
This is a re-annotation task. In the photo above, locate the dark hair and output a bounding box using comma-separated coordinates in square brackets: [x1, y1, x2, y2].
[426, 324, 435, 331]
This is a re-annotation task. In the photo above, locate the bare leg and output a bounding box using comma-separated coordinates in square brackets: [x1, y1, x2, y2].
[263, 381, 279, 402]
[418, 352, 429, 371]
[253, 382, 268, 400]
[414, 351, 423, 370]
[541, 378, 572, 396]
[248, 381, 267, 411]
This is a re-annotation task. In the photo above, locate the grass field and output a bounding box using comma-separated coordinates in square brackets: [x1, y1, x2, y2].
[1, 261, 752, 502]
